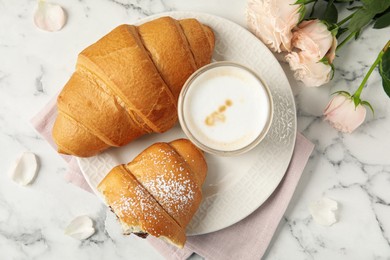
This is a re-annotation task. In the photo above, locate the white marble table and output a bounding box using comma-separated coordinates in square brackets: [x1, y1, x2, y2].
[1, 0, 389, 259]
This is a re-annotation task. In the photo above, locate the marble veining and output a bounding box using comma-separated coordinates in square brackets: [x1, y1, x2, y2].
[0, 0, 389, 259]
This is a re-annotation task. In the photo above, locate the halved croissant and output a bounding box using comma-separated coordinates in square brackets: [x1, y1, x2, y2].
[52, 17, 215, 157]
[97, 139, 208, 248]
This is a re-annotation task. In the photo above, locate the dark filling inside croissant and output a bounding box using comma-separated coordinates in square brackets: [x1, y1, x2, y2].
[134, 232, 149, 239]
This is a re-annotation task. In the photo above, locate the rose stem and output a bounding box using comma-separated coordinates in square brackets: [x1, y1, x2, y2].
[336, 32, 356, 51]
[353, 40, 390, 100]
[337, 12, 355, 27]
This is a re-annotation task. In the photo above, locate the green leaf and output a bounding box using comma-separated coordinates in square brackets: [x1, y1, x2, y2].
[332, 90, 351, 97]
[354, 30, 361, 39]
[361, 100, 375, 115]
[361, 0, 374, 6]
[379, 48, 390, 98]
[323, 1, 338, 24]
[319, 57, 334, 79]
[298, 5, 307, 23]
[348, 0, 390, 33]
[374, 12, 390, 29]
[309, 0, 318, 18]
[362, 0, 390, 14]
[336, 27, 349, 38]
[294, 0, 314, 4]
[374, 6, 390, 20]
[347, 6, 363, 11]
[312, 0, 338, 24]
[348, 7, 375, 33]
[321, 20, 339, 36]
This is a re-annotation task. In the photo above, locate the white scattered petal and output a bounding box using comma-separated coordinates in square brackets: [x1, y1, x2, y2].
[34, 0, 67, 32]
[64, 215, 95, 240]
[309, 197, 339, 226]
[9, 152, 38, 186]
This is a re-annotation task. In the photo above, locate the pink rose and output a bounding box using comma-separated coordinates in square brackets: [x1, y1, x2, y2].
[286, 19, 337, 87]
[247, 0, 301, 53]
[323, 94, 367, 133]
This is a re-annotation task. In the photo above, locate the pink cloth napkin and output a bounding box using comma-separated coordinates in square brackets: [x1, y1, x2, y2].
[31, 95, 314, 260]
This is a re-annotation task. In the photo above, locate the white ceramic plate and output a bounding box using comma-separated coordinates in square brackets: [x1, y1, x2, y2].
[78, 11, 297, 236]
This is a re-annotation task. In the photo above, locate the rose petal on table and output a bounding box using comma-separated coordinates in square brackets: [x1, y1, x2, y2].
[64, 215, 95, 240]
[34, 1, 67, 32]
[309, 197, 338, 226]
[9, 152, 39, 186]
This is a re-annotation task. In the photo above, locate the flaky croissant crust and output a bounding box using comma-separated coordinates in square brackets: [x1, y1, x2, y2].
[52, 17, 215, 157]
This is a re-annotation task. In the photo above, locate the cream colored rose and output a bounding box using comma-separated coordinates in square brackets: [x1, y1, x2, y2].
[291, 20, 336, 62]
[285, 51, 332, 87]
[323, 94, 367, 133]
[247, 0, 301, 53]
[286, 19, 337, 87]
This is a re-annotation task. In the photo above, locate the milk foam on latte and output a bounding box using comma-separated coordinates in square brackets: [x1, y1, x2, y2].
[180, 63, 272, 153]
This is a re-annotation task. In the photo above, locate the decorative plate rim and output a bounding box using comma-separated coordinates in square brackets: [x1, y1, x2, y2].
[77, 11, 297, 236]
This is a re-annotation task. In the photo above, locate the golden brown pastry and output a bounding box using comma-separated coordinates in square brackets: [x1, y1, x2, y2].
[97, 139, 207, 248]
[52, 17, 215, 157]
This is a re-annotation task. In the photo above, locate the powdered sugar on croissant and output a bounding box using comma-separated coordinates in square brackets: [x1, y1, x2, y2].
[97, 139, 207, 248]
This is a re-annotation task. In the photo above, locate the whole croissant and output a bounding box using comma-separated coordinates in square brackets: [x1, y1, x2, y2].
[52, 17, 215, 157]
[97, 139, 208, 248]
